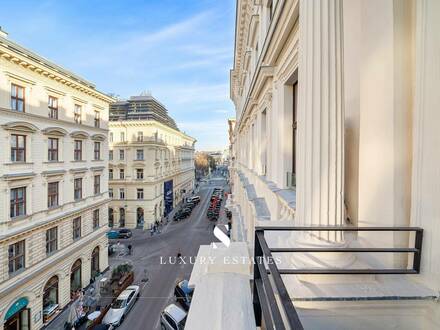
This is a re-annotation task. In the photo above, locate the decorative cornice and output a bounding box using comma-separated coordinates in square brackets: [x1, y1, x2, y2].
[2, 121, 39, 133]
[70, 131, 90, 139]
[42, 127, 68, 136]
[91, 133, 106, 141]
[0, 37, 115, 103]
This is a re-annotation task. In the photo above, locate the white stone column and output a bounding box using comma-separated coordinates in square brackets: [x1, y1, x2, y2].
[297, 0, 345, 239]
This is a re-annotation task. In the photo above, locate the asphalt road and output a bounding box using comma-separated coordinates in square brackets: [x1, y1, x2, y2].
[112, 175, 228, 330]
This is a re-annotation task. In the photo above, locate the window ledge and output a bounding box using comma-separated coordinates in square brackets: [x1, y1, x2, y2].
[47, 205, 62, 212]
[8, 268, 26, 279]
[92, 159, 104, 162]
[10, 214, 29, 222]
[5, 162, 34, 165]
[46, 250, 58, 257]
[71, 160, 86, 163]
[44, 161, 64, 164]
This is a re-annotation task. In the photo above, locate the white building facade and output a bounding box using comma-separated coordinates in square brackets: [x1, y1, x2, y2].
[0, 30, 113, 330]
[230, 0, 440, 328]
[108, 95, 196, 229]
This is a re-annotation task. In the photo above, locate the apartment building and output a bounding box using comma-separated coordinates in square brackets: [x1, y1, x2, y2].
[108, 93, 196, 229]
[0, 29, 113, 330]
[229, 0, 440, 328]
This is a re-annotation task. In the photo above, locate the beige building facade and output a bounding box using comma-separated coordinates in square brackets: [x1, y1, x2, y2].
[230, 0, 440, 328]
[108, 96, 196, 229]
[0, 29, 113, 330]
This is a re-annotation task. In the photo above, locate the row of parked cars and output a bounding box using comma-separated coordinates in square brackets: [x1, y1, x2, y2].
[207, 187, 223, 221]
[173, 196, 201, 221]
[99, 280, 192, 329]
[160, 279, 193, 329]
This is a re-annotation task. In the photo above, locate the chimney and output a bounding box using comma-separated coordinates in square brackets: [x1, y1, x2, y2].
[0, 26, 8, 39]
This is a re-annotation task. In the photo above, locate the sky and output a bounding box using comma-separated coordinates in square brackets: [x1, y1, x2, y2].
[0, 0, 236, 151]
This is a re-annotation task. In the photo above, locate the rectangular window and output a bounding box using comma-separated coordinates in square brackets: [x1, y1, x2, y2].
[137, 131, 143, 142]
[136, 169, 144, 179]
[73, 217, 81, 240]
[137, 188, 144, 200]
[8, 240, 25, 274]
[11, 134, 26, 162]
[93, 209, 100, 229]
[109, 132, 113, 142]
[94, 142, 101, 160]
[94, 111, 100, 128]
[119, 188, 125, 199]
[94, 175, 100, 195]
[74, 178, 82, 200]
[11, 84, 25, 112]
[74, 140, 82, 161]
[48, 96, 58, 119]
[46, 227, 58, 255]
[47, 182, 59, 208]
[119, 169, 124, 179]
[48, 138, 59, 161]
[74, 104, 82, 124]
[119, 149, 124, 160]
[120, 132, 125, 142]
[109, 169, 113, 180]
[109, 188, 113, 198]
[109, 150, 113, 161]
[136, 149, 144, 160]
[10, 187, 26, 218]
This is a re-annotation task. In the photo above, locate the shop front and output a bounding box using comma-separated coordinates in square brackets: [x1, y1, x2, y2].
[4, 297, 30, 330]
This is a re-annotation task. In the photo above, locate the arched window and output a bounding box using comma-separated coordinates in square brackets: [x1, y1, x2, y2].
[91, 247, 100, 279]
[70, 259, 82, 295]
[108, 208, 114, 227]
[119, 208, 125, 227]
[43, 276, 59, 311]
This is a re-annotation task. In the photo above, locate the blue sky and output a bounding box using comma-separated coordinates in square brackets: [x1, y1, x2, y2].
[0, 0, 236, 150]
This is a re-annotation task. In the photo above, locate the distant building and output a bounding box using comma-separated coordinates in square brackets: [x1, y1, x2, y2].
[0, 28, 113, 330]
[108, 93, 196, 229]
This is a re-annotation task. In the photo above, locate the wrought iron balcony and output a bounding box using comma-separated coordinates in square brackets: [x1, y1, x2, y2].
[253, 226, 424, 330]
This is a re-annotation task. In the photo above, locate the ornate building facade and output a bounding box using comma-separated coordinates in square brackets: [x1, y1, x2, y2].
[108, 94, 195, 229]
[230, 0, 440, 328]
[0, 29, 113, 329]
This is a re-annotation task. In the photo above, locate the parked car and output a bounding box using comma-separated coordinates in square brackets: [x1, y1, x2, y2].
[117, 229, 132, 239]
[107, 230, 119, 239]
[102, 285, 140, 327]
[174, 280, 194, 311]
[187, 196, 200, 203]
[174, 211, 189, 221]
[160, 304, 187, 330]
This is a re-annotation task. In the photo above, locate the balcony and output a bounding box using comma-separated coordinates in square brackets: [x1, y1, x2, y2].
[253, 226, 426, 330]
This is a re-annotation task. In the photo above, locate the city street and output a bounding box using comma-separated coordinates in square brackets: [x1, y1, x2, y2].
[111, 174, 229, 330]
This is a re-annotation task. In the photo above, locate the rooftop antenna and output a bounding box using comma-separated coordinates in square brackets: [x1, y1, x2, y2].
[140, 90, 151, 97]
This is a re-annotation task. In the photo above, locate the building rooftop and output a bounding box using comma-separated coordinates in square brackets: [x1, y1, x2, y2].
[109, 92, 179, 130]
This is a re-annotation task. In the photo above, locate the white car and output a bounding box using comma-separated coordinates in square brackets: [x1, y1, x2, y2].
[103, 285, 140, 327]
[160, 304, 187, 330]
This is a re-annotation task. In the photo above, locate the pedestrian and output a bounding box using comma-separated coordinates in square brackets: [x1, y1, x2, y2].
[128, 244, 132, 255]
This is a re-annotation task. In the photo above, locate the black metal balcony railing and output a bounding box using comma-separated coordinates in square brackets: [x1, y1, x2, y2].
[253, 226, 424, 330]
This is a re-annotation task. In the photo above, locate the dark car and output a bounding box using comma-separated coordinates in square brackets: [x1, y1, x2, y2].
[118, 229, 132, 239]
[174, 211, 189, 221]
[174, 280, 194, 311]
